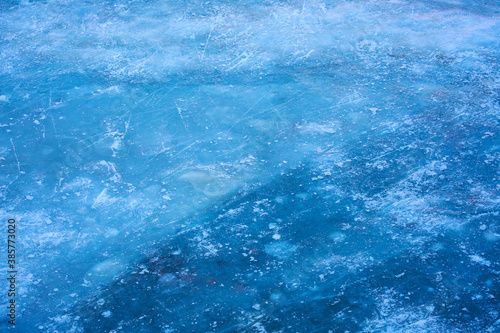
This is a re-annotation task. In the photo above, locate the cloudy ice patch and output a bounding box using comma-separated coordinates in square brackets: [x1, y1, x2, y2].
[264, 241, 298, 260]
[179, 169, 238, 198]
[87, 258, 128, 284]
[101, 310, 112, 318]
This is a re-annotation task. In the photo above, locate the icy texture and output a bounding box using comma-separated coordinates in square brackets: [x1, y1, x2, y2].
[0, 0, 499, 332]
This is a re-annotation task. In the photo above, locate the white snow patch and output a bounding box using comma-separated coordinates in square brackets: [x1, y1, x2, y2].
[92, 188, 117, 209]
[469, 254, 491, 267]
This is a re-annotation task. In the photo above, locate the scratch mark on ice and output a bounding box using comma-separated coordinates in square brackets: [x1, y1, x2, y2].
[10, 138, 21, 175]
[200, 26, 214, 61]
[175, 101, 189, 134]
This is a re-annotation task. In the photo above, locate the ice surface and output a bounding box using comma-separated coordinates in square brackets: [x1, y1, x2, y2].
[0, 0, 499, 332]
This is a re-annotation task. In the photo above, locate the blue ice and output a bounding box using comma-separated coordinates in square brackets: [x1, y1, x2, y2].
[0, 0, 499, 332]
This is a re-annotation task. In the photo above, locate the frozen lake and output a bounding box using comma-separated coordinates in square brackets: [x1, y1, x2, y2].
[0, 0, 499, 332]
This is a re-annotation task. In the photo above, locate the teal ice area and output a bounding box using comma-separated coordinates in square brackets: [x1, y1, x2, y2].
[0, 0, 499, 332]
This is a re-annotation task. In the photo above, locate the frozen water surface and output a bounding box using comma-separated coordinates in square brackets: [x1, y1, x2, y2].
[0, 0, 499, 332]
